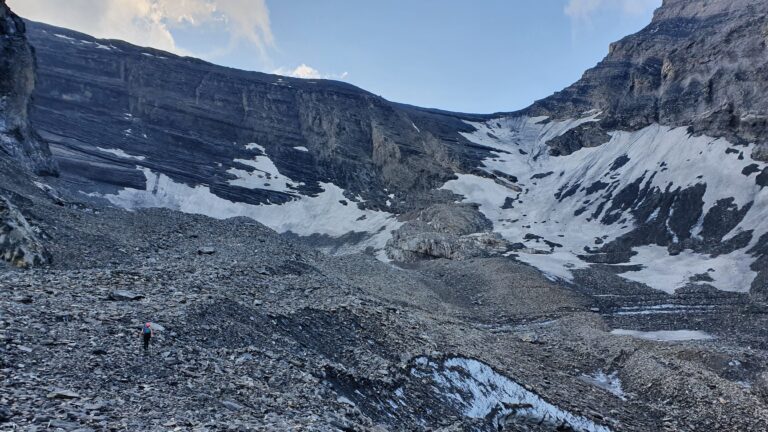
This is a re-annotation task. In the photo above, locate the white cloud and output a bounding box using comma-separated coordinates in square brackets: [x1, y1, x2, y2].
[276, 64, 321, 79]
[7, 0, 274, 60]
[564, 0, 661, 22]
[273, 64, 349, 81]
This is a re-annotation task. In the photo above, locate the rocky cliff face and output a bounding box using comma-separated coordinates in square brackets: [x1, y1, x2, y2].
[14, 0, 768, 296]
[0, 0, 55, 175]
[527, 0, 768, 159]
[24, 21, 488, 211]
[0, 0, 54, 268]
[515, 0, 768, 298]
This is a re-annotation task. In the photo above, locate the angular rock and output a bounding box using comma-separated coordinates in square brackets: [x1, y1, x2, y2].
[386, 203, 511, 261]
[0, 406, 10, 422]
[0, 196, 50, 268]
[221, 400, 244, 411]
[108, 290, 144, 301]
[46, 389, 81, 399]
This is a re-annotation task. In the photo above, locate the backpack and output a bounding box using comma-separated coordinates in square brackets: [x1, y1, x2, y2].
[143, 327, 151, 335]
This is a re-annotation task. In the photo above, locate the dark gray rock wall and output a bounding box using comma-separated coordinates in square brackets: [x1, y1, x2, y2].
[526, 0, 768, 151]
[0, 0, 55, 175]
[24, 21, 490, 210]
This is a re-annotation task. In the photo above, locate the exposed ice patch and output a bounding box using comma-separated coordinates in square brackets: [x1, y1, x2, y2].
[612, 304, 715, 316]
[580, 370, 626, 400]
[610, 329, 714, 342]
[96, 147, 146, 161]
[412, 356, 611, 432]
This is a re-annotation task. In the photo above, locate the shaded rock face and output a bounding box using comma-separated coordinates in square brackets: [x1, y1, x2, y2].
[23, 20, 489, 210]
[0, 0, 55, 175]
[0, 195, 49, 268]
[528, 0, 768, 151]
[547, 122, 612, 157]
[750, 234, 768, 302]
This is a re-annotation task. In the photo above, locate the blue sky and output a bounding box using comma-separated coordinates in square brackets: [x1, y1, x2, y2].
[10, 0, 660, 113]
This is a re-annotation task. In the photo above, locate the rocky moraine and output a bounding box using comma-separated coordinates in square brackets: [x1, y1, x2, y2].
[2, 0, 768, 430]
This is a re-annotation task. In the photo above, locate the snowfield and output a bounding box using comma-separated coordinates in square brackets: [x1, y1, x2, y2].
[91, 166, 401, 256]
[443, 115, 767, 293]
[87, 113, 767, 294]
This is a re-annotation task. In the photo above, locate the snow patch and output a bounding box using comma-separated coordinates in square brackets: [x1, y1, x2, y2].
[610, 329, 714, 341]
[619, 245, 755, 293]
[293, 146, 309, 152]
[53, 34, 76, 41]
[97, 147, 146, 161]
[227, 145, 306, 193]
[91, 168, 401, 253]
[227, 157, 303, 193]
[245, 143, 265, 152]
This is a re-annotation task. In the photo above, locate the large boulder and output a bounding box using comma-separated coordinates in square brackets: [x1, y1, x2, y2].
[386, 203, 511, 261]
[0, 196, 49, 268]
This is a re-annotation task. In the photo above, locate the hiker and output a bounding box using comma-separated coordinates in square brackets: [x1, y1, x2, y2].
[141, 322, 153, 352]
